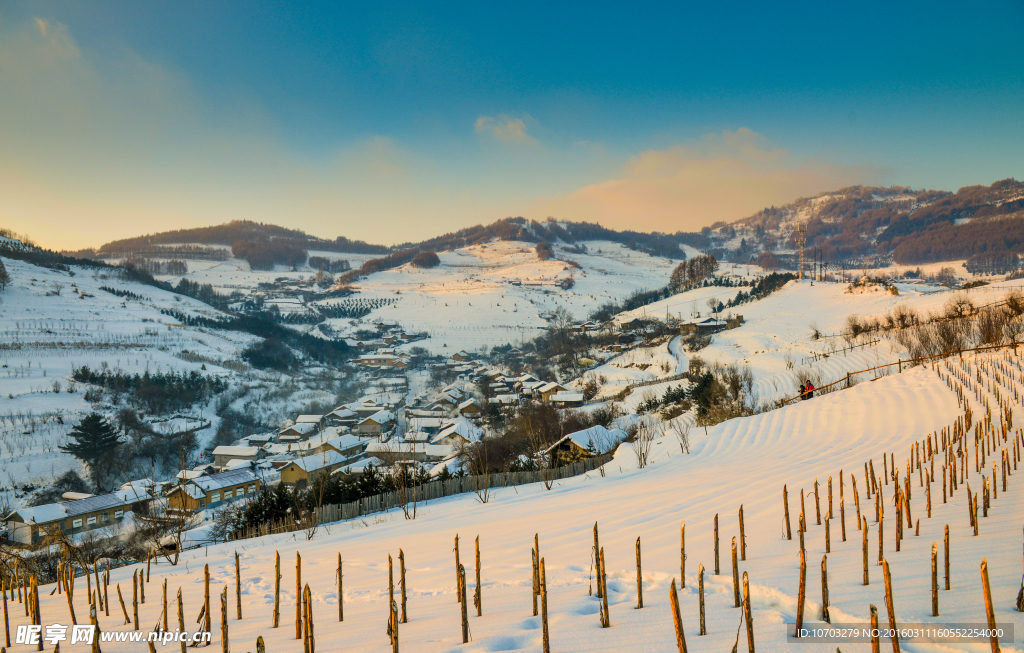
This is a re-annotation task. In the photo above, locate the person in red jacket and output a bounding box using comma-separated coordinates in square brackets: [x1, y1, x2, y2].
[805, 381, 815, 399]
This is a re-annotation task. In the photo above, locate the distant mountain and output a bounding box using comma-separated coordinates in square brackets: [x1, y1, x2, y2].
[85, 178, 1024, 272]
[94, 220, 390, 256]
[715, 178, 1024, 271]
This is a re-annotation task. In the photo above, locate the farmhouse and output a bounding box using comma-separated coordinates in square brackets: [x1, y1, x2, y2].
[680, 317, 728, 335]
[544, 425, 625, 467]
[457, 398, 483, 416]
[279, 422, 317, 438]
[211, 445, 263, 467]
[5, 488, 155, 545]
[549, 391, 584, 407]
[279, 450, 350, 488]
[537, 382, 569, 402]
[356, 409, 395, 436]
[166, 469, 261, 514]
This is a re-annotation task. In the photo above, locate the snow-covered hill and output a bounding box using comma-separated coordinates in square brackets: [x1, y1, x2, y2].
[16, 352, 1022, 653]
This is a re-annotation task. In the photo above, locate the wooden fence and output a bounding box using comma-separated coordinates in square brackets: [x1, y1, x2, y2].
[227, 453, 614, 543]
[787, 340, 1022, 405]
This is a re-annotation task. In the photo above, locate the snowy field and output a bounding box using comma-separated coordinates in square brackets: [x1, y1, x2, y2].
[15, 354, 1023, 653]
[0, 258, 254, 489]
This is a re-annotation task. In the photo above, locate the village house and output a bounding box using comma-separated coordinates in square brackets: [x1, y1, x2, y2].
[279, 450, 350, 488]
[356, 409, 395, 436]
[680, 317, 729, 335]
[549, 391, 585, 408]
[278, 422, 318, 439]
[211, 445, 264, 468]
[166, 469, 261, 514]
[364, 442, 455, 463]
[537, 381, 569, 402]
[543, 425, 625, 468]
[5, 488, 155, 545]
[457, 398, 483, 417]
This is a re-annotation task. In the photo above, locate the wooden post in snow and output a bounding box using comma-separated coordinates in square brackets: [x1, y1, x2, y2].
[539, 559, 549, 653]
[743, 572, 754, 653]
[635, 537, 643, 609]
[739, 505, 746, 560]
[862, 517, 869, 585]
[234, 551, 242, 620]
[944, 525, 950, 590]
[731, 537, 740, 608]
[931, 543, 939, 616]
[814, 479, 822, 525]
[220, 587, 228, 653]
[981, 559, 1000, 653]
[455, 535, 463, 605]
[870, 605, 880, 653]
[698, 564, 706, 636]
[714, 514, 720, 575]
[821, 555, 830, 624]
[177, 589, 186, 653]
[795, 549, 806, 637]
[532, 549, 539, 617]
[783, 486, 792, 541]
[680, 522, 686, 588]
[402, 549, 409, 623]
[132, 572, 139, 631]
[273, 551, 280, 628]
[459, 565, 469, 644]
[295, 553, 302, 640]
[881, 558, 900, 653]
[669, 579, 687, 653]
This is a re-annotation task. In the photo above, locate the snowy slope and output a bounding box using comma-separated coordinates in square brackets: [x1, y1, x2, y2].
[324, 241, 677, 354]
[19, 356, 1023, 653]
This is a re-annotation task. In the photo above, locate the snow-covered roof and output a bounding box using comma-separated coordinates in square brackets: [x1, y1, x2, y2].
[360, 409, 394, 425]
[365, 442, 455, 459]
[550, 392, 584, 402]
[458, 398, 481, 410]
[212, 445, 260, 458]
[246, 433, 275, 444]
[295, 415, 323, 424]
[280, 422, 317, 435]
[546, 425, 626, 454]
[283, 449, 349, 474]
[190, 469, 259, 493]
[435, 420, 478, 443]
[538, 382, 566, 393]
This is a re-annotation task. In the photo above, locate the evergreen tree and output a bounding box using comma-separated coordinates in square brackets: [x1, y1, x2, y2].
[60, 413, 123, 492]
[0, 259, 10, 291]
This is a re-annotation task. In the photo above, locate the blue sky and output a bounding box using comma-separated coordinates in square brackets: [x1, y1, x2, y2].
[1, 1, 1021, 249]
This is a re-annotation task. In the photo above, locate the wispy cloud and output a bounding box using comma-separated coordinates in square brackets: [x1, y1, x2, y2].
[530, 128, 889, 232]
[474, 114, 540, 146]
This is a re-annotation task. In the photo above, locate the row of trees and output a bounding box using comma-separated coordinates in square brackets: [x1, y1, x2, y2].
[232, 240, 309, 270]
[71, 367, 227, 414]
[123, 257, 188, 275]
[669, 253, 719, 291]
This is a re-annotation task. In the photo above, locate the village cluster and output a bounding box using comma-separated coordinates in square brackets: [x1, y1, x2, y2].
[2, 334, 627, 544]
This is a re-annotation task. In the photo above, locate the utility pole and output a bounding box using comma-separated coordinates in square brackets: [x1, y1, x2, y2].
[797, 224, 807, 281]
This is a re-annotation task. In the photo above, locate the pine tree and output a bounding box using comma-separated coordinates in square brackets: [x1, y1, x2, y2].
[0, 259, 10, 291]
[60, 412, 123, 492]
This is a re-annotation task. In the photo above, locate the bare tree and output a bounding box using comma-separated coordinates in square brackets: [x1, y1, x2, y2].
[378, 443, 419, 518]
[668, 418, 691, 454]
[457, 438, 492, 503]
[630, 418, 659, 469]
